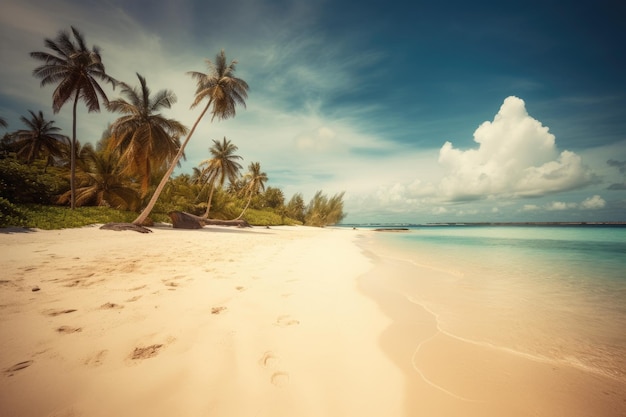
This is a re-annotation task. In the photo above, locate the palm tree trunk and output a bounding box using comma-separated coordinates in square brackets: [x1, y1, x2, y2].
[235, 194, 252, 220]
[132, 99, 212, 225]
[202, 185, 215, 218]
[70, 90, 80, 210]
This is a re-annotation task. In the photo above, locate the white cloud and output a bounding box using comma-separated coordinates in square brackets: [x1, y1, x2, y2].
[546, 201, 578, 211]
[348, 96, 601, 220]
[437, 96, 596, 201]
[522, 204, 540, 211]
[581, 195, 606, 209]
[541, 195, 605, 212]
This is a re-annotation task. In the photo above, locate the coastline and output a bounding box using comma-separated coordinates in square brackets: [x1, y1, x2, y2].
[2, 225, 624, 416]
[357, 231, 626, 416]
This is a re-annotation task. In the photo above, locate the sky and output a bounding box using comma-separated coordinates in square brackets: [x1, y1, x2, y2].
[1, 0, 625, 223]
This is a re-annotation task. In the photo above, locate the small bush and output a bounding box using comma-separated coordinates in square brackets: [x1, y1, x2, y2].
[0, 204, 139, 230]
[0, 158, 68, 204]
[241, 208, 301, 226]
[0, 197, 28, 228]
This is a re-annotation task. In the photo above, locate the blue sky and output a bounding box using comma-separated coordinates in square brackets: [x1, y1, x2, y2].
[1, 0, 625, 223]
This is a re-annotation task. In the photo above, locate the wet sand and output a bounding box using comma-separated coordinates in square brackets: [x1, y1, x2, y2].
[358, 234, 626, 416]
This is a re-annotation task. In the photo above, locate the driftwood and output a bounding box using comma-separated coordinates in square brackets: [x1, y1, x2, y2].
[100, 222, 153, 233]
[168, 211, 251, 229]
[201, 218, 251, 227]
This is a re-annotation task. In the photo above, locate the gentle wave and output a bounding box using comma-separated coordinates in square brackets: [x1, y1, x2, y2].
[364, 226, 626, 384]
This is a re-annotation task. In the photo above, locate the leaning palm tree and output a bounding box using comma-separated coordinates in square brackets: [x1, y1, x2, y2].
[11, 110, 68, 169]
[131, 49, 248, 226]
[31, 26, 116, 209]
[0, 117, 7, 129]
[106, 73, 188, 196]
[235, 161, 268, 220]
[198, 137, 242, 218]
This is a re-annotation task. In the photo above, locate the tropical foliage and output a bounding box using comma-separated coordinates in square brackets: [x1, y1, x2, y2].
[198, 137, 242, 218]
[304, 191, 347, 227]
[9, 110, 68, 169]
[0, 28, 347, 229]
[57, 141, 140, 209]
[132, 49, 249, 225]
[236, 162, 268, 220]
[106, 73, 188, 196]
[0, 157, 68, 204]
[30, 26, 117, 209]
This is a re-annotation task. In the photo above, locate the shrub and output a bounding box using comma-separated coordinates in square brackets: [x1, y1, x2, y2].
[0, 158, 68, 204]
[0, 197, 28, 228]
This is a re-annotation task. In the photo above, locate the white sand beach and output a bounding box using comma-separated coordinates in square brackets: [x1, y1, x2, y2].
[1, 225, 624, 416]
[0, 225, 400, 417]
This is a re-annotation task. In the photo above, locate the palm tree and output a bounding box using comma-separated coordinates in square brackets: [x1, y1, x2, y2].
[131, 49, 248, 225]
[31, 26, 116, 209]
[198, 137, 242, 218]
[106, 73, 188, 196]
[11, 110, 68, 169]
[0, 117, 7, 129]
[236, 161, 267, 220]
[57, 142, 139, 209]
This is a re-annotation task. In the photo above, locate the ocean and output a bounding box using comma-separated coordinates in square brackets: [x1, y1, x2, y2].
[353, 224, 626, 383]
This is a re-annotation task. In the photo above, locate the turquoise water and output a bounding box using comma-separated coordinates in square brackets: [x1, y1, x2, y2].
[357, 225, 626, 382]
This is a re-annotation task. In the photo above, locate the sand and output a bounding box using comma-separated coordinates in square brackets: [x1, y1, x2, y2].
[1, 224, 624, 416]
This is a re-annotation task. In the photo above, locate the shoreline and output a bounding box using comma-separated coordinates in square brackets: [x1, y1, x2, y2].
[1, 225, 624, 416]
[357, 231, 626, 416]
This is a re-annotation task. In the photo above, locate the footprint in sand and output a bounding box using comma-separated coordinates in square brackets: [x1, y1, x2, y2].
[259, 351, 278, 368]
[128, 337, 176, 362]
[270, 372, 290, 388]
[84, 350, 108, 367]
[258, 352, 289, 388]
[163, 281, 179, 290]
[5, 360, 34, 375]
[211, 306, 227, 315]
[275, 315, 299, 327]
[99, 302, 123, 310]
[56, 326, 82, 334]
[128, 285, 147, 291]
[44, 309, 77, 317]
[130, 344, 163, 360]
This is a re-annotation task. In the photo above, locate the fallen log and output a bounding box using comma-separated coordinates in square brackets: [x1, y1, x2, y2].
[100, 223, 153, 233]
[168, 211, 251, 229]
[201, 218, 251, 228]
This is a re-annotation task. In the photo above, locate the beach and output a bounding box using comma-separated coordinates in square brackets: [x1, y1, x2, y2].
[1, 225, 625, 416]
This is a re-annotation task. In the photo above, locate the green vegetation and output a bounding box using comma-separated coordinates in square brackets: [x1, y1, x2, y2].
[0, 26, 346, 230]
[31, 26, 117, 209]
[0, 151, 346, 229]
[0, 203, 137, 230]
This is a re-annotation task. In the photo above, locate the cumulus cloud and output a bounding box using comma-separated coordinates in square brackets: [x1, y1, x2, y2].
[522, 204, 540, 211]
[437, 96, 596, 202]
[546, 201, 578, 211]
[529, 195, 606, 212]
[580, 195, 606, 209]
